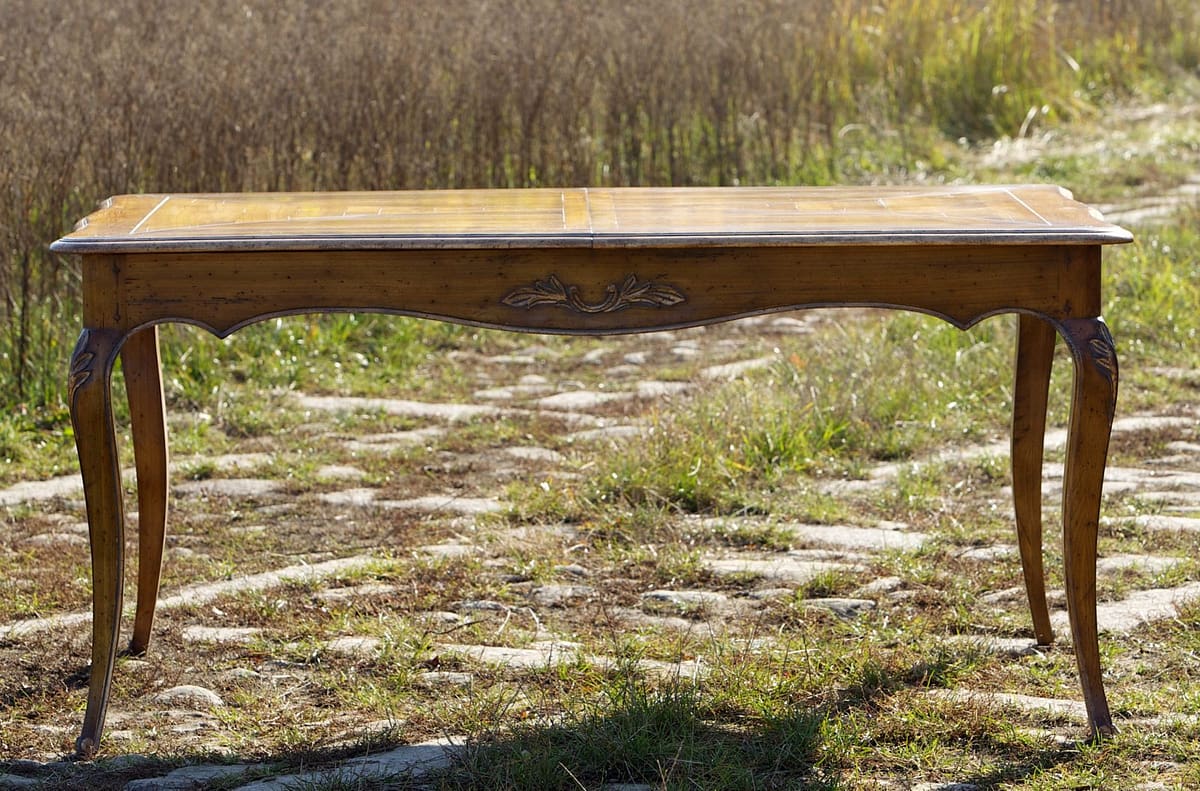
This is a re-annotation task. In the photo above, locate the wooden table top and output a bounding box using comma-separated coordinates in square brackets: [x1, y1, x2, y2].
[52, 185, 1131, 254]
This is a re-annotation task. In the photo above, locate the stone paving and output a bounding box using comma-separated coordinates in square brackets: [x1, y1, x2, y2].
[1, 314, 1198, 789]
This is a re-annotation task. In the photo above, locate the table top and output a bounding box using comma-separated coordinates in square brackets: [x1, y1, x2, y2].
[51, 185, 1132, 254]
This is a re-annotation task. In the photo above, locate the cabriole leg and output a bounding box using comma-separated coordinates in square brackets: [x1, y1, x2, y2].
[121, 326, 169, 656]
[1058, 316, 1118, 738]
[1012, 314, 1056, 646]
[68, 328, 126, 757]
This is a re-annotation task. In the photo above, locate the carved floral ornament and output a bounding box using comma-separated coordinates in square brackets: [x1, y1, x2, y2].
[1088, 334, 1117, 381]
[502, 274, 686, 314]
[68, 329, 97, 403]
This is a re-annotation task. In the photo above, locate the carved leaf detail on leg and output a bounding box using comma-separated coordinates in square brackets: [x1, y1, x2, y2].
[1088, 334, 1117, 383]
[68, 330, 96, 405]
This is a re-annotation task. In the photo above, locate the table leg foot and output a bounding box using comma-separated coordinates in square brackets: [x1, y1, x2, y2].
[1012, 314, 1056, 646]
[121, 326, 169, 656]
[69, 328, 126, 757]
[1059, 316, 1118, 738]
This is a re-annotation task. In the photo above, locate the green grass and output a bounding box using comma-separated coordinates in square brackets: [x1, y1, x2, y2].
[159, 315, 498, 407]
[1107, 214, 1200, 367]
[5, 202, 1199, 787]
[4, 0, 1200, 414]
[3, 25, 1200, 791]
[544, 313, 1020, 519]
[497, 192, 1200, 531]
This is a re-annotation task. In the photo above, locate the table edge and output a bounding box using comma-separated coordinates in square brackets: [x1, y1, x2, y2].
[50, 228, 1135, 254]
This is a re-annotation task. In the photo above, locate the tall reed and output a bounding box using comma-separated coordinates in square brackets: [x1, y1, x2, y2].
[2, 0, 1195, 411]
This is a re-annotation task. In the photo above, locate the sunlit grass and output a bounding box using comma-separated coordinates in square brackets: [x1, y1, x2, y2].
[3, 0, 1200, 411]
[3, 3, 1200, 788]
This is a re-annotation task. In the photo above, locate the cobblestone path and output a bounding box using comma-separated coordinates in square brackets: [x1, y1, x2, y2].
[1, 312, 1197, 790]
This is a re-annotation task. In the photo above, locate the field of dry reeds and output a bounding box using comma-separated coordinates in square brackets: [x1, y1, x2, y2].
[1, 0, 1196, 411]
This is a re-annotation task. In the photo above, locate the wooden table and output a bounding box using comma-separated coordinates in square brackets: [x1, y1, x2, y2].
[53, 186, 1131, 755]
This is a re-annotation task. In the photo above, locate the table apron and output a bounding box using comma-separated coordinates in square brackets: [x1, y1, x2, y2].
[81, 244, 1102, 337]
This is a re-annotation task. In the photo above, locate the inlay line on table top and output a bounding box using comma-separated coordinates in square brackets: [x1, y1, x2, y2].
[51, 185, 1131, 254]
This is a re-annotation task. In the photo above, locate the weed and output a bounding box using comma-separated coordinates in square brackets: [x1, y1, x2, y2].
[4, 0, 1200, 415]
[4, 4, 1200, 789]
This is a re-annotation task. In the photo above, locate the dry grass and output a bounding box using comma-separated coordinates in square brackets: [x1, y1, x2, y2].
[3, 294, 1200, 787]
[2, 0, 1199, 408]
[3, 3, 1200, 787]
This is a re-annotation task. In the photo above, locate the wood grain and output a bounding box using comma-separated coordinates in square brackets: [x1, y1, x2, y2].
[55, 187, 1130, 754]
[52, 186, 1132, 253]
[1012, 314, 1057, 646]
[102, 244, 1102, 338]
